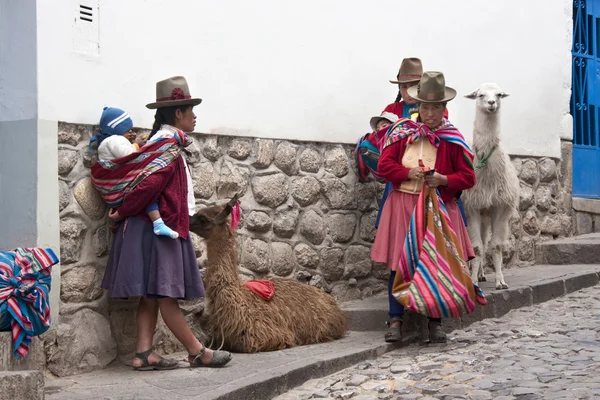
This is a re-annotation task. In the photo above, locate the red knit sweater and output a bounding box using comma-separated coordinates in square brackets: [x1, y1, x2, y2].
[378, 136, 475, 203]
[117, 157, 190, 239]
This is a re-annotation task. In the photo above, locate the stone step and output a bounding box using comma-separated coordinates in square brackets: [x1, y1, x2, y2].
[536, 233, 600, 265]
[0, 332, 45, 372]
[0, 370, 44, 400]
[341, 263, 600, 332]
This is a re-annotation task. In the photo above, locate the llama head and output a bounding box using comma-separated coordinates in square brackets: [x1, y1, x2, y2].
[189, 194, 238, 238]
[465, 83, 510, 113]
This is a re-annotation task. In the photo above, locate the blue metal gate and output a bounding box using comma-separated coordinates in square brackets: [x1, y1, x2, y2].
[572, 0, 600, 198]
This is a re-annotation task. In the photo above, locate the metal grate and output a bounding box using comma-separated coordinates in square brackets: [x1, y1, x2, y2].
[571, 0, 600, 198]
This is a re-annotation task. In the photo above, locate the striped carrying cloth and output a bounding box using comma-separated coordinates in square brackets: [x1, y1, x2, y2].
[391, 187, 486, 318]
[0, 248, 58, 359]
[91, 130, 191, 208]
[384, 117, 474, 166]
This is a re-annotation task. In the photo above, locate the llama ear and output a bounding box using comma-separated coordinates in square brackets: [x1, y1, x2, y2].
[227, 193, 239, 208]
[498, 92, 510, 98]
[215, 198, 236, 224]
[464, 89, 479, 99]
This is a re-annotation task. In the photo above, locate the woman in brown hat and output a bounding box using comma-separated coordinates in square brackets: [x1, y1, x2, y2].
[384, 57, 423, 119]
[371, 72, 477, 343]
[374, 59, 449, 342]
[103, 76, 232, 370]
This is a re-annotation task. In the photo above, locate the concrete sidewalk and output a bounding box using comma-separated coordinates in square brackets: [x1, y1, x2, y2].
[45, 263, 600, 400]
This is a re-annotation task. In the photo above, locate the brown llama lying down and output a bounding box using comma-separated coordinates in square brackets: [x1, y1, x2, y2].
[189, 196, 348, 353]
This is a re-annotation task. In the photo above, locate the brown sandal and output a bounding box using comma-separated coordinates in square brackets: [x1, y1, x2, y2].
[133, 348, 179, 371]
[188, 346, 232, 368]
[428, 321, 447, 343]
[384, 320, 402, 343]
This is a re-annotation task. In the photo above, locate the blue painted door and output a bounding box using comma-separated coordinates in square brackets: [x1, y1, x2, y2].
[572, 0, 600, 198]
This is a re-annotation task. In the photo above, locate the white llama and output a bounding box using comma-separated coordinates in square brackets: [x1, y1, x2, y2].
[462, 83, 520, 290]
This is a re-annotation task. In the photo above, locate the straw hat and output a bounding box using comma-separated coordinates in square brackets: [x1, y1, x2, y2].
[146, 76, 202, 109]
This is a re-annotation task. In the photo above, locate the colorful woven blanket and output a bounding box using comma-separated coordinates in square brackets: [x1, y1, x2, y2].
[0, 248, 58, 359]
[391, 187, 486, 318]
[91, 130, 191, 208]
[355, 130, 387, 181]
[384, 118, 474, 166]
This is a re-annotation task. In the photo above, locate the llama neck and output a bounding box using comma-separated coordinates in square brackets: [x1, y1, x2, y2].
[472, 108, 501, 153]
[203, 227, 242, 296]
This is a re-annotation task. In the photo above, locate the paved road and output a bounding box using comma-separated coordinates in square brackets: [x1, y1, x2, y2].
[274, 285, 600, 400]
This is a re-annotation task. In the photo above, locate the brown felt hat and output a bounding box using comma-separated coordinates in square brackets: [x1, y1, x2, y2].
[406, 71, 457, 103]
[146, 76, 202, 109]
[389, 57, 423, 84]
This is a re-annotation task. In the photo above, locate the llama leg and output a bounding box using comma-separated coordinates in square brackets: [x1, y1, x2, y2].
[478, 214, 491, 282]
[466, 210, 484, 283]
[490, 206, 511, 289]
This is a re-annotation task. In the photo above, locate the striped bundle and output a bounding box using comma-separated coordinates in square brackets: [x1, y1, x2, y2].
[392, 187, 486, 318]
[91, 130, 191, 208]
[0, 248, 58, 360]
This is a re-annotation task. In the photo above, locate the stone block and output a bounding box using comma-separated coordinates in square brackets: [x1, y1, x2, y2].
[299, 210, 326, 245]
[0, 371, 44, 400]
[251, 173, 289, 208]
[45, 309, 117, 376]
[0, 333, 45, 371]
[251, 139, 274, 169]
[564, 272, 600, 294]
[536, 236, 600, 265]
[490, 286, 533, 318]
[324, 146, 349, 177]
[575, 212, 594, 235]
[274, 142, 299, 175]
[299, 148, 322, 173]
[73, 178, 107, 220]
[531, 279, 565, 304]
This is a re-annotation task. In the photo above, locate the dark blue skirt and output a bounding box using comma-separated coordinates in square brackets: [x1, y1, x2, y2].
[102, 217, 205, 299]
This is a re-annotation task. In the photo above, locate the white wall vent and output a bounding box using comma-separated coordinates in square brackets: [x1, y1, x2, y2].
[79, 4, 93, 22]
[72, 1, 99, 56]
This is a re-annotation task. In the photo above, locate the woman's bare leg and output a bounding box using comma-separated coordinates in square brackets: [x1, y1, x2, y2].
[157, 298, 217, 364]
[132, 297, 163, 367]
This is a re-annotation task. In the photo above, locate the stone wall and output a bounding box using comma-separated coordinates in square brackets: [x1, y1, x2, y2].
[49, 123, 574, 376]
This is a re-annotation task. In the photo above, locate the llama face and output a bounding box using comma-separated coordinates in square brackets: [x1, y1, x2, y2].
[189, 196, 237, 238]
[465, 83, 510, 114]
[189, 207, 222, 238]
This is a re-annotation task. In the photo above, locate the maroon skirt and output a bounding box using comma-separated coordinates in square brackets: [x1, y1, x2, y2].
[102, 217, 205, 299]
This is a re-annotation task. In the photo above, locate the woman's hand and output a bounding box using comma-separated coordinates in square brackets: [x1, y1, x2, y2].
[424, 172, 448, 188]
[408, 167, 425, 181]
[108, 208, 124, 221]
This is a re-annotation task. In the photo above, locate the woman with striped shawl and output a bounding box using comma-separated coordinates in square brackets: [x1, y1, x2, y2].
[371, 72, 486, 343]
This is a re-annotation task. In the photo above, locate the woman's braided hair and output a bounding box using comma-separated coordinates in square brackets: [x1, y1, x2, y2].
[150, 105, 191, 138]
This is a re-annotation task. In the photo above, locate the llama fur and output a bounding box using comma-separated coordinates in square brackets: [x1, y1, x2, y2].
[461, 83, 520, 290]
[189, 197, 348, 353]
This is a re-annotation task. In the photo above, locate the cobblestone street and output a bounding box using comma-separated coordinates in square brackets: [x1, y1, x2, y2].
[275, 285, 600, 400]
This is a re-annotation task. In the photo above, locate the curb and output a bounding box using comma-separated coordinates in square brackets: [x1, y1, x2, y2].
[210, 333, 420, 400]
[343, 268, 600, 332]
